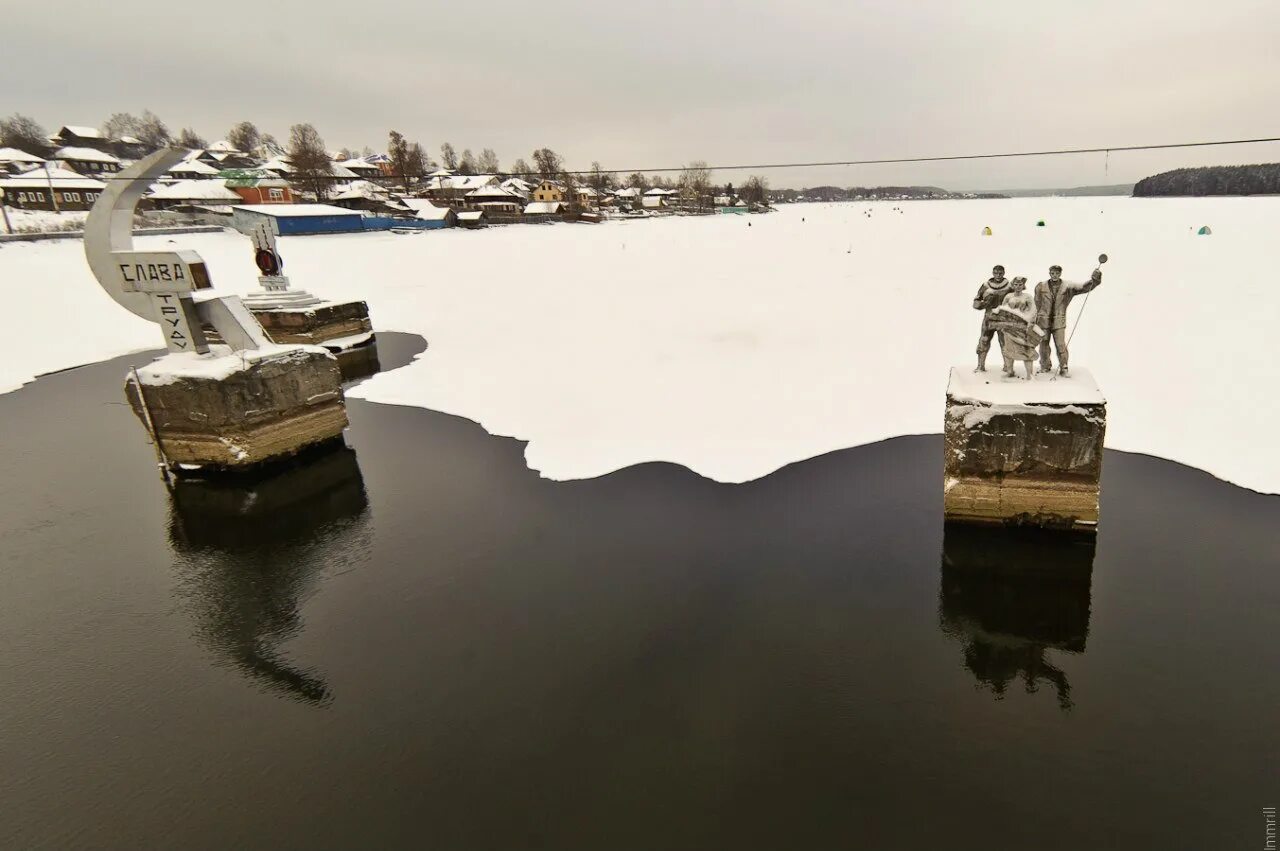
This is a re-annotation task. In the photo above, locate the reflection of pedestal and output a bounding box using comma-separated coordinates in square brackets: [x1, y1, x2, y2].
[940, 523, 1094, 709]
[169, 444, 369, 704]
[126, 344, 348, 471]
[944, 367, 1106, 533]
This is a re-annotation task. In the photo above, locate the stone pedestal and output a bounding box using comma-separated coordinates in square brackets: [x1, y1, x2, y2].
[944, 367, 1106, 533]
[204, 298, 379, 382]
[125, 344, 348, 472]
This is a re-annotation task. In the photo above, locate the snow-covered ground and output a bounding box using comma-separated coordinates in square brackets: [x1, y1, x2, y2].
[2, 197, 1277, 493]
[2, 208, 87, 232]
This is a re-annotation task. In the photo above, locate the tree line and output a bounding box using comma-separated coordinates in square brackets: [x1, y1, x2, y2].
[2, 111, 770, 207]
[1132, 164, 1280, 197]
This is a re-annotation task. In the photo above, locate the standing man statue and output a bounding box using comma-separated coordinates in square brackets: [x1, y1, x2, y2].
[1034, 264, 1102, 377]
[972, 264, 1013, 371]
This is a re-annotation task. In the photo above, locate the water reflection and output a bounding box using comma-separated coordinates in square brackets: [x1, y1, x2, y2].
[168, 445, 371, 705]
[939, 524, 1094, 710]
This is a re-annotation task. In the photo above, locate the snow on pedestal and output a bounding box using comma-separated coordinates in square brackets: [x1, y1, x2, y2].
[944, 367, 1106, 533]
[126, 344, 348, 471]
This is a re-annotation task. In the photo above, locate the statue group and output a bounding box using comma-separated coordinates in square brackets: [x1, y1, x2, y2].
[972, 263, 1103, 379]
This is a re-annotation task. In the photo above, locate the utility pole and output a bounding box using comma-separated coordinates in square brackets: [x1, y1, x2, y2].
[44, 162, 61, 213]
[0, 189, 11, 234]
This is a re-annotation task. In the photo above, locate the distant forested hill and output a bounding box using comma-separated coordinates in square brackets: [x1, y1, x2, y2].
[1133, 164, 1280, 197]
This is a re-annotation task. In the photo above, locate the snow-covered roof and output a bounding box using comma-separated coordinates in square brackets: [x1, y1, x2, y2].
[458, 211, 484, 221]
[577, 186, 598, 196]
[329, 180, 390, 201]
[232, 203, 360, 218]
[502, 177, 533, 190]
[524, 201, 562, 214]
[168, 159, 221, 176]
[0, 147, 45, 164]
[54, 146, 121, 164]
[467, 184, 518, 199]
[614, 187, 641, 197]
[398, 198, 452, 219]
[641, 196, 667, 208]
[118, 135, 143, 145]
[259, 157, 294, 173]
[337, 158, 382, 172]
[219, 168, 287, 188]
[148, 179, 240, 201]
[330, 164, 359, 179]
[58, 125, 102, 139]
[644, 187, 676, 196]
[207, 140, 239, 153]
[428, 174, 497, 191]
[428, 168, 454, 177]
[0, 169, 106, 190]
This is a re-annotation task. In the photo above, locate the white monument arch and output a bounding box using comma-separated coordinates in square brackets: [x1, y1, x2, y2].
[83, 148, 271, 353]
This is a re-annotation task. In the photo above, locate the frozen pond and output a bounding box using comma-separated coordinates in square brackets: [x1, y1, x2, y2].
[3, 197, 1276, 492]
[1, 341, 1277, 849]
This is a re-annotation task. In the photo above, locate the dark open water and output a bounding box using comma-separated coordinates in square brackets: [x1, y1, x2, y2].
[1, 334, 1278, 850]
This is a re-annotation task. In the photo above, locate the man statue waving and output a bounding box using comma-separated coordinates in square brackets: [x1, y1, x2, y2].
[1034, 264, 1102, 377]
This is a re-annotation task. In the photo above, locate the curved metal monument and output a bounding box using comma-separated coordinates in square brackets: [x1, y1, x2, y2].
[84, 149, 348, 473]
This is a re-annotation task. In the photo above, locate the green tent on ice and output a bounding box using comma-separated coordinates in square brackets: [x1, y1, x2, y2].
[982, 226, 992, 235]
[1036, 220, 1045, 227]
[1198, 225, 1212, 235]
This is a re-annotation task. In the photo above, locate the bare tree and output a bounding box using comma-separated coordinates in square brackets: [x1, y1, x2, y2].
[102, 112, 142, 140]
[176, 127, 207, 149]
[679, 160, 712, 212]
[532, 147, 563, 178]
[136, 110, 171, 148]
[561, 169, 580, 215]
[288, 123, 333, 200]
[360, 145, 375, 158]
[227, 121, 261, 153]
[742, 175, 769, 205]
[626, 172, 647, 190]
[477, 148, 500, 174]
[439, 142, 458, 170]
[337, 147, 355, 160]
[588, 161, 616, 193]
[458, 148, 476, 175]
[510, 157, 533, 177]
[0, 113, 50, 155]
[406, 143, 428, 187]
[388, 130, 412, 190]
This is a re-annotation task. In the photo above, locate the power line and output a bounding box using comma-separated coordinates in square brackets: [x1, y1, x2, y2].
[43, 134, 1280, 182]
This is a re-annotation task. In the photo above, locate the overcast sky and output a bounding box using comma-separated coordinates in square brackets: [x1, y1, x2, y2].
[5, 0, 1279, 190]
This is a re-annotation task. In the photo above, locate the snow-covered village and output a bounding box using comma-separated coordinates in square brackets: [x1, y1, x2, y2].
[2, 2, 1279, 850]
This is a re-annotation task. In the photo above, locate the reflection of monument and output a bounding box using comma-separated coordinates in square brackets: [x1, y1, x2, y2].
[938, 523, 1093, 710]
[168, 446, 370, 704]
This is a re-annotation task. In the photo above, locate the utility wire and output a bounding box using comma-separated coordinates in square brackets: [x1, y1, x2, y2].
[40, 134, 1280, 182]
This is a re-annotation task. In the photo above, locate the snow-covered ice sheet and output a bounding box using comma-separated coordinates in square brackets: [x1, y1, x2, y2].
[2, 197, 1278, 494]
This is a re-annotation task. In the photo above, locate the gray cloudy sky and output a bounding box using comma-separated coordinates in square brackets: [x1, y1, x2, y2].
[5, 0, 1279, 189]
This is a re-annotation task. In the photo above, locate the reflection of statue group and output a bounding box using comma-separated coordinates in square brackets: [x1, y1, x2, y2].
[973, 264, 1103, 379]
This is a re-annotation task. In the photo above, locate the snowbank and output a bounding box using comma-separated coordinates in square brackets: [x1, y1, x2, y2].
[2, 197, 1278, 494]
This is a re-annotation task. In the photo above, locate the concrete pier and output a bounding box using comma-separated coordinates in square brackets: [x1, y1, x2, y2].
[943, 367, 1106, 533]
[126, 344, 348, 472]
